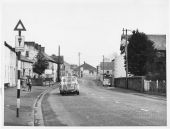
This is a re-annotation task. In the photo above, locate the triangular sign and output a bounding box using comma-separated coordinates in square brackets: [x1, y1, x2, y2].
[14, 20, 26, 31]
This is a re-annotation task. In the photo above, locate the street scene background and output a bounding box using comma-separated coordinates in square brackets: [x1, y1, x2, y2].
[1, 0, 169, 127]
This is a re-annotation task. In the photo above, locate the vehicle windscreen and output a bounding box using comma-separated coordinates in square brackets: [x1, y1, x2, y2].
[62, 77, 76, 83]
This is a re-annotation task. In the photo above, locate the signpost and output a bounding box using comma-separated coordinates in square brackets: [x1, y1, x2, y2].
[14, 20, 26, 117]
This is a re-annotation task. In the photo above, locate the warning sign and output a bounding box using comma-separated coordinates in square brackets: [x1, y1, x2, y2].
[15, 35, 25, 52]
[14, 20, 26, 31]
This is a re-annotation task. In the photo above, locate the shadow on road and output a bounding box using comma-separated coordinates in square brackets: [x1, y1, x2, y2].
[51, 92, 80, 97]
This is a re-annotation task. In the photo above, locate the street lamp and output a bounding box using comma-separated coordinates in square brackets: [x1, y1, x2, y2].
[122, 28, 134, 89]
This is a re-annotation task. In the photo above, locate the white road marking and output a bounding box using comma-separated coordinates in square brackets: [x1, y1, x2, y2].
[86, 115, 90, 119]
[114, 101, 120, 103]
[140, 108, 149, 112]
[100, 96, 104, 99]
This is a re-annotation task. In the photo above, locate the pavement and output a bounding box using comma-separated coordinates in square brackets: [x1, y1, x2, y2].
[4, 84, 53, 126]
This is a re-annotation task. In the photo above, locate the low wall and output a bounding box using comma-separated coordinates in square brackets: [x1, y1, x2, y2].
[114, 76, 145, 92]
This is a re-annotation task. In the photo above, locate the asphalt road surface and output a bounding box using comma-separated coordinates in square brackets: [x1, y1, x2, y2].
[41, 78, 166, 126]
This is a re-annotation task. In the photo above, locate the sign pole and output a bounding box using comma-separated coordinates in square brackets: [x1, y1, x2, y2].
[16, 30, 21, 117]
[14, 20, 26, 117]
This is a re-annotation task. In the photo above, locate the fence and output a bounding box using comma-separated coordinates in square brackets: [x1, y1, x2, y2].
[144, 80, 166, 94]
[114, 76, 145, 92]
[113, 76, 166, 95]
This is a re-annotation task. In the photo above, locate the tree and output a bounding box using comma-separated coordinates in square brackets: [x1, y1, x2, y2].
[33, 52, 49, 76]
[120, 30, 156, 76]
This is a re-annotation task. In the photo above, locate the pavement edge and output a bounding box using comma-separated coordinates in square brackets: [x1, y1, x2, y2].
[32, 87, 52, 126]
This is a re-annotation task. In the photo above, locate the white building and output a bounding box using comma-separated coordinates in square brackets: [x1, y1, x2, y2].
[112, 54, 126, 78]
[74, 62, 97, 77]
[20, 55, 34, 77]
[42, 52, 58, 82]
[3, 42, 17, 87]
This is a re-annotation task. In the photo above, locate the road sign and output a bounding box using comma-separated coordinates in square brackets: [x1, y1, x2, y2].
[45, 69, 52, 74]
[14, 20, 26, 31]
[15, 35, 25, 52]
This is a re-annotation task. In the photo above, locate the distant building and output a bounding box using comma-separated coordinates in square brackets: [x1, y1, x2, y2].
[42, 52, 58, 82]
[20, 55, 34, 77]
[100, 62, 114, 75]
[99, 62, 114, 81]
[58, 61, 71, 76]
[74, 62, 97, 77]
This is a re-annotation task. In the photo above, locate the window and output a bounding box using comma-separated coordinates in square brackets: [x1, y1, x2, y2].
[26, 51, 29, 57]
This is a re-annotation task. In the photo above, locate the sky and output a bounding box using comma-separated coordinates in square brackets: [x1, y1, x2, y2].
[1, 0, 169, 67]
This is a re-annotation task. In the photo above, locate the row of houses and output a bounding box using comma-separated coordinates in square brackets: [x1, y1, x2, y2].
[97, 34, 166, 81]
[2, 41, 58, 87]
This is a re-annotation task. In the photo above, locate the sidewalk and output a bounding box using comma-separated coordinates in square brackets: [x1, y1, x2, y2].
[4, 85, 53, 126]
[93, 79, 166, 101]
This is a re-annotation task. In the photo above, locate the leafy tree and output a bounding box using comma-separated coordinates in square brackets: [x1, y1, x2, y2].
[120, 30, 156, 76]
[33, 52, 49, 76]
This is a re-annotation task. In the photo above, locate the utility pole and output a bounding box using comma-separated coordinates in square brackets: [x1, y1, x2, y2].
[78, 52, 80, 78]
[103, 55, 104, 84]
[122, 28, 128, 89]
[125, 29, 128, 89]
[57, 45, 60, 82]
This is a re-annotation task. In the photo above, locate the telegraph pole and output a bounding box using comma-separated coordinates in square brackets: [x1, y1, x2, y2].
[103, 55, 104, 84]
[78, 52, 80, 77]
[125, 29, 128, 89]
[57, 45, 61, 82]
[122, 28, 128, 89]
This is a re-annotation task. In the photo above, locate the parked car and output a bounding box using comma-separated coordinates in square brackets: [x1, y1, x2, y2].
[103, 78, 111, 86]
[59, 76, 79, 95]
[103, 74, 112, 86]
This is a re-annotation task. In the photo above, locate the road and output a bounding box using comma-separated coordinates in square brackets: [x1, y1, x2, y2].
[41, 78, 166, 126]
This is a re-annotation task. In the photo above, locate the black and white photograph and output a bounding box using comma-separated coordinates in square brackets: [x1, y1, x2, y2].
[1, 0, 168, 127]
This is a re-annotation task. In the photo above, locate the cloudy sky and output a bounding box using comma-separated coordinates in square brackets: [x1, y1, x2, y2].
[1, 0, 168, 67]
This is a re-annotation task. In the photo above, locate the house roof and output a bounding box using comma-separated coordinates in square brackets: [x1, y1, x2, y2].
[20, 55, 34, 63]
[100, 62, 114, 70]
[64, 61, 70, 66]
[147, 35, 166, 50]
[74, 62, 96, 71]
[4, 41, 16, 53]
[42, 52, 56, 63]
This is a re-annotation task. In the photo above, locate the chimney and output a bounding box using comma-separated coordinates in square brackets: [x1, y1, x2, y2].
[41, 47, 45, 52]
[38, 45, 41, 51]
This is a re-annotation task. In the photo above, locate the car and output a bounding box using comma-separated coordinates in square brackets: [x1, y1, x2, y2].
[103, 78, 112, 86]
[59, 76, 79, 95]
